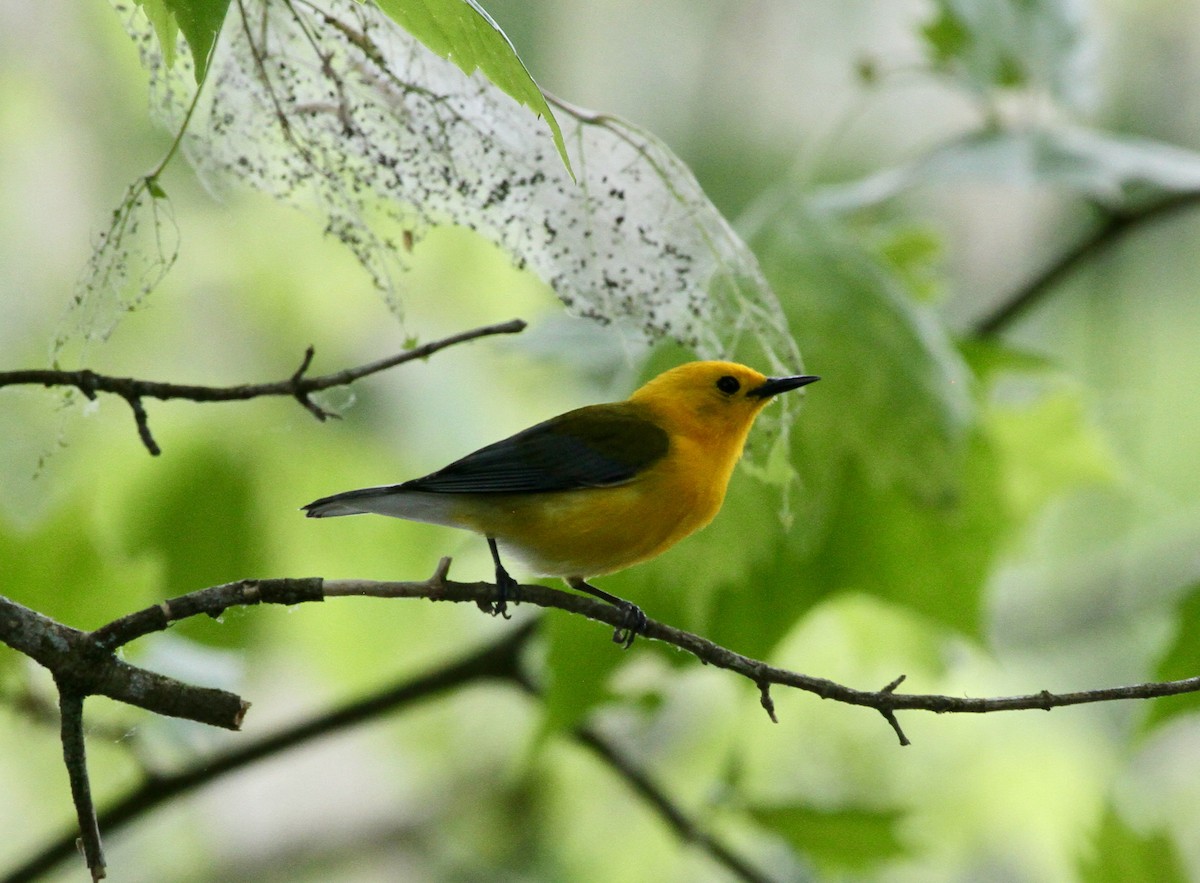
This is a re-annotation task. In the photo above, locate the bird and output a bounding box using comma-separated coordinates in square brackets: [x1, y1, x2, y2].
[303, 361, 818, 646]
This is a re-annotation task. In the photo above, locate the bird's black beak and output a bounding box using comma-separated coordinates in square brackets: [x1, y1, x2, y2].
[747, 374, 820, 399]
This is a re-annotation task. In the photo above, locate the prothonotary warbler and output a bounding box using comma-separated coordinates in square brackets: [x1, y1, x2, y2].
[304, 361, 818, 645]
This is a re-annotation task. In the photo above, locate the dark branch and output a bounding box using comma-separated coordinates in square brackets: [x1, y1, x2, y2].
[0, 318, 526, 454]
[288, 345, 336, 420]
[119, 392, 161, 455]
[14, 618, 765, 883]
[972, 191, 1200, 337]
[6, 624, 535, 882]
[877, 675, 910, 747]
[55, 691, 105, 881]
[757, 680, 778, 724]
[9, 560, 1200, 748]
[89, 577, 325, 653]
[573, 724, 774, 883]
[8, 561, 1200, 879]
[0, 594, 248, 729]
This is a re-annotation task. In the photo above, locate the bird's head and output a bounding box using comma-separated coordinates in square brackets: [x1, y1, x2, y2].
[628, 361, 818, 441]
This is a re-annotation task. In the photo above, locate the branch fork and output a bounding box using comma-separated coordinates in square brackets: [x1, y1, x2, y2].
[7, 563, 1200, 881]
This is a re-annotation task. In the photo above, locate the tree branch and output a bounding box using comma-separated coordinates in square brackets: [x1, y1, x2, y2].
[320, 564, 1200, 740]
[572, 723, 774, 883]
[31, 561, 1199, 739]
[54, 690, 105, 882]
[972, 191, 1200, 337]
[2, 623, 537, 883]
[7, 560, 1200, 880]
[0, 318, 526, 454]
[0, 594, 249, 729]
[11, 562, 1200, 745]
[11, 618, 767, 883]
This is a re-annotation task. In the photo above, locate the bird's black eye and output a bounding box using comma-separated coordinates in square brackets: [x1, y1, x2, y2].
[716, 375, 741, 395]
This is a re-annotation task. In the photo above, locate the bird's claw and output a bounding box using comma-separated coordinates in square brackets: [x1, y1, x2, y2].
[483, 538, 518, 619]
[483, 567, 519, 620]
[611, 601, 647, 649]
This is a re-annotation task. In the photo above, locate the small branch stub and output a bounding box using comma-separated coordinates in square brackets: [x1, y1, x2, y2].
[758, 681, 778, 724]
[878, 675, 910, 747]
[290, 344, 337, 421]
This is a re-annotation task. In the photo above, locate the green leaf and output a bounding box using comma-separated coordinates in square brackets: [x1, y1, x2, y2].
[137, 0, 179, 68]
[920, 5, 971, 66]
[173, 0, 230, 84]
[1144, 582, 1200, 730]
[779, 431, 1004, 639]
[749, 802, 906, 873]
[373, 0, 571, 174]
[985, 386, 1120, 522]
[872, 223, 945, 303]
[1078, 806, 1187, 883]
[539, 609, 624, 737]
[734, 209, 1007, 640]
[919, 0, 1090, 105]
[961, 338, 1121, 534]
[142, 0, 231, 84]
[958, 338, 1057, 378]
[0, 501, 156, 630]
[121, 444, 265, 646]
[760, 210, 973, 502]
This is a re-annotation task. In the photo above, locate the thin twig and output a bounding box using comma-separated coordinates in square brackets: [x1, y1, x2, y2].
[89, 577, 325, 653]
[877, 675, 910, 747]
[972, 191, 1200, 337]
[11, 562, 1200, 745]
[321, 566, 1200, 744]
[0, 319, 526, 454]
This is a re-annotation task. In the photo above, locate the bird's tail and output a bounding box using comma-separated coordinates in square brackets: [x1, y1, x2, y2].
[302, 485, 459, 526]
[303, 485, 407, 518]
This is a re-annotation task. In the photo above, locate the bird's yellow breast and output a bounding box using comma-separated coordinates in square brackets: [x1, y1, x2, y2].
[452, 409, 747, 577]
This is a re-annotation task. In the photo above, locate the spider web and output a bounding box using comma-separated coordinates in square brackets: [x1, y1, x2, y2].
[111, 0, 799, 375]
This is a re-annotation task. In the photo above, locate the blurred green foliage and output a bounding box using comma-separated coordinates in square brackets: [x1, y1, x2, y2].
[4, 0, 1200, 881]
[921, 0, 1089, 103]
[1146, 583, 1200, 729]
[121, 444, 265, 646]
[747, 802, 907, 874]
[1079, 807, 1188, 883]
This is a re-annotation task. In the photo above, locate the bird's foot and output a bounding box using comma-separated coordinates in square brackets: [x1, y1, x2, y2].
[482, 537, 519, 619]
[610, 600, 647, 649]
[566, 577, 646, 648]
[480, 565, 519, 620]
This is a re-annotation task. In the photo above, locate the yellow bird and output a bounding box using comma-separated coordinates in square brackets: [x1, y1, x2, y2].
[304, 361, 817, 645]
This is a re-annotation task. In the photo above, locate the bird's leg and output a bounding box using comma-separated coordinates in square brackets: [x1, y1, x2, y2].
[486, 537, 517, 619]
[566, 577, 646, 649]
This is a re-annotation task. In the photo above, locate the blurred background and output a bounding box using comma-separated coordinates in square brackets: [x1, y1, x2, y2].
[3, 0, 1200, 880]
